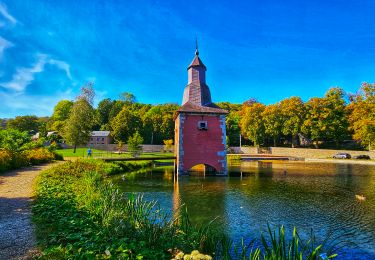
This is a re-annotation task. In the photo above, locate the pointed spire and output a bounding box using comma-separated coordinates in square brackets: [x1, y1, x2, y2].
[188, 38, 206, 70]
[195, 37, 199, 56]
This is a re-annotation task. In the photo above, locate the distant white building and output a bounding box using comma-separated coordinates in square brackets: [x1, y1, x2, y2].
[31, 131, 58, 140]
[88, 131, 112, 146]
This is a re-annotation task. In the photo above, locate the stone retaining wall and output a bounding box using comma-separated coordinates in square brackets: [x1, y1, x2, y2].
[229, 146, 375, 159]
[270, 147, 375, 159]
[229, 146, 258, 154]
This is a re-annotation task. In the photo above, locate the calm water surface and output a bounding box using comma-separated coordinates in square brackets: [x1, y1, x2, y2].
[111, 161, 375, 259]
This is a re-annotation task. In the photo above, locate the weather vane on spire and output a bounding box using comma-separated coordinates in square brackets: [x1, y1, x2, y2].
[195, 37, 199, 56]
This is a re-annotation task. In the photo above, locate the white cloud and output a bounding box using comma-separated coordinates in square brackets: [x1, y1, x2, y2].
[0, 36, 12, 58]
[0, 53, 72, 92]
[0, 2, 17, 25]
[48, 59, 72, 79]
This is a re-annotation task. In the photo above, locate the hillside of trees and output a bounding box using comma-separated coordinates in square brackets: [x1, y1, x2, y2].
[1, 82, 374, 150]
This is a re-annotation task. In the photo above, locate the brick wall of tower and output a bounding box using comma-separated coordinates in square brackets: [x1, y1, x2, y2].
[175, 113, 227, 175]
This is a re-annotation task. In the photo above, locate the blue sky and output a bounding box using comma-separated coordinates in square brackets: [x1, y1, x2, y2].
[1, 0, 375, 117]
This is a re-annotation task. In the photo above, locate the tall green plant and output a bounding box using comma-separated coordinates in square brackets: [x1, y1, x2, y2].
[127, 131, 143, 157]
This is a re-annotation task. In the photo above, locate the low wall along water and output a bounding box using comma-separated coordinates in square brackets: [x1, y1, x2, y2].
[230, 146, 375, 159]
[79, 144, 374, 159]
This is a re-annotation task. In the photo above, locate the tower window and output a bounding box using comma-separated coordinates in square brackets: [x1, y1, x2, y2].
[198, 121, 208, 130]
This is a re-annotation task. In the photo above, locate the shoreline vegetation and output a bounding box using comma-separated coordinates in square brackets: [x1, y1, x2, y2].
[0, 147, 62, 173]
[32, 160, 338, 259]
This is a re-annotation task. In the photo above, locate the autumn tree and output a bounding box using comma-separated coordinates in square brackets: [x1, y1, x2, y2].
[280, 97, 305, 147]
[63, 83, 96, 153]
[347, 83, 375, 150]
[262, 103, 283, 146]
[240, 102, 265, 147]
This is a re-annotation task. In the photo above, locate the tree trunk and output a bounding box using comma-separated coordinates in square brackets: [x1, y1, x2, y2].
[273, 137, 277, 147]
[73, 144, 77, 153]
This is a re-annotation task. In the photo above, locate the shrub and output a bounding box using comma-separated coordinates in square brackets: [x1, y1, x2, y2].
[11, 151, 29, 169]
[0, 149, 12, 172]
[0, 147, 60, 173]
[53, 152, 64, 161]
[23, 148, 56, 165]
[0, 129, 30, 152]
[163, 139, 173, 152]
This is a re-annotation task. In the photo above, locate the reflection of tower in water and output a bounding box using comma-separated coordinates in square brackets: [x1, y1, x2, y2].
[172, 174, 181, 220]
[173, 176, 227, 225]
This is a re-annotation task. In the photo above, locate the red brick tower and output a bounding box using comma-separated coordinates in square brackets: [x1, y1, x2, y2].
[174, 45, 228, 175]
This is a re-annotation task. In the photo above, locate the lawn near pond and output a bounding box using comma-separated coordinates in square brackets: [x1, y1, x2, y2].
[55, 148, 174, 160]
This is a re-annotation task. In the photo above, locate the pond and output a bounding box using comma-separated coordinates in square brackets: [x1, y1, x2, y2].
[111, 161, 375, 259]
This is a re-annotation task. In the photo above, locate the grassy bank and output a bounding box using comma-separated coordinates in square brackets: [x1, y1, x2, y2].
[0, 148, 62, 173]
[56, 148, 174, 159]
[33, 160, 337, 259]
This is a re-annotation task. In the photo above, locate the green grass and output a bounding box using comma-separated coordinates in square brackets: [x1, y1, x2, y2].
[55, 148, 174, 159]
[55, 148, 102, 157]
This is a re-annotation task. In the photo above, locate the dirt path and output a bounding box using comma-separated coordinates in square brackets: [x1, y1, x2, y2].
[0, 162, 61, 260]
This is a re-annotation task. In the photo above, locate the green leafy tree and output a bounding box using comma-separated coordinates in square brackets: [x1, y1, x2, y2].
[262, 103, 283, 146]
[7, 115, 40, 133]
[323, 87, 350, 144]
[226, 112, 241, 146]
[142, 104, 178, 144]
[303, 88, 349, 147]
[120, 92, 137, 105]
[111, 107, 142, 143]
[280, 97, 305, 147]
[0, 129, 31, 151]
[347, 83, 375, 150]
[240, 102, 265, 147]
[62, 84, 96, 153]
[302, 97, 325, 146]
[127, 131, 143, 157]
[49, 100, 74, 132]
[217, 102, 242, 113]
[96, 98, 114, 130]
[108, 100, 126, 123]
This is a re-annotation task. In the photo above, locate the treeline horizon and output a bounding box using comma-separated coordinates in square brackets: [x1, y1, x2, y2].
[1, 82, 374, 150]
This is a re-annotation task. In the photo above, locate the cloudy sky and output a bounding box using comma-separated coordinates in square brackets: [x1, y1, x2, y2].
[1, 0, 375, 117]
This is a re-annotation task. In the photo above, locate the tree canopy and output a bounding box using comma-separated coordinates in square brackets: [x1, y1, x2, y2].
[6, 82, 374, 150]
[62, 84, 96, 152]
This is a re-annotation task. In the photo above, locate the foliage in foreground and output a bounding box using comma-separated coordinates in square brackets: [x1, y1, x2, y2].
[33, 161, 337, 259]
[0, 147, 61, 173]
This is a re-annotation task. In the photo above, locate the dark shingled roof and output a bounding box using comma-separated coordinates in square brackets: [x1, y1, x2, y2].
[177, 101, 228, 114]
[187, 55, 206, 70]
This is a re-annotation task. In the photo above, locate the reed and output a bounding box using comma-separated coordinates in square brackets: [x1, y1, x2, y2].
[33, 160, 338, 259]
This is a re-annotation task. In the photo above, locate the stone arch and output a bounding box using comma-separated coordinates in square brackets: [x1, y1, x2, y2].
[186, 163, 218, 173]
